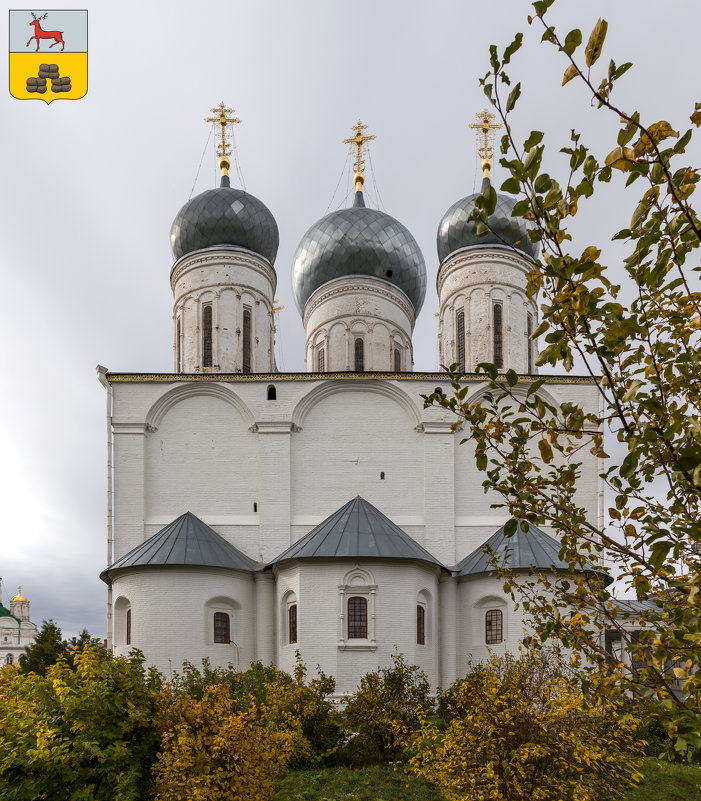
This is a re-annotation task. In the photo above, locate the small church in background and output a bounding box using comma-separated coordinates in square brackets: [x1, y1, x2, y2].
[0, 580, 38, 666]
[97, 107, 604, 694]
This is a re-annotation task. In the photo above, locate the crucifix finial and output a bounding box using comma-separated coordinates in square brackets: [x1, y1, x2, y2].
[344, 120, 376, 192]
[469, 108, 502, 178]
[205, 102, 241, 177]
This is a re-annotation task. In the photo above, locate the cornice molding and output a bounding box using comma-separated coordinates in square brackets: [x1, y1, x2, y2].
[437, 248, 532, 297]
[170, 250, 277, 294]
[304, 278, 415, 328]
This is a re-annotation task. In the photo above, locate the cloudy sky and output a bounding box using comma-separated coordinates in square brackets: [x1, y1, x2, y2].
[1, 0, 699, 639]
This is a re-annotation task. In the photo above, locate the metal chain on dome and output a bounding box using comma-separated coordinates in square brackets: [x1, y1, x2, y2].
[324, 151, 352, 214]
[366, 145, 387, 213]
[188, 126, 213, 200]
[230, 125, 246, 192]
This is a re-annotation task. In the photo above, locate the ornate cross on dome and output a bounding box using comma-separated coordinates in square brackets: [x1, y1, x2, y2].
[205, 102, 241, 176]
[469, 108, 502, 177]
[344, 120, 376, 191]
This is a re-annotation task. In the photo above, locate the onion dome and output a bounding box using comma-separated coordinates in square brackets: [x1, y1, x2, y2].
[170, 174, 279, 264]
[437, 176, 539, 264]
[11, 587, 28, 603]
[292, 188, 426, 315]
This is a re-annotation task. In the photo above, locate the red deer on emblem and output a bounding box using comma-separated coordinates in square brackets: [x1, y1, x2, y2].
[27, 12, 65, 52]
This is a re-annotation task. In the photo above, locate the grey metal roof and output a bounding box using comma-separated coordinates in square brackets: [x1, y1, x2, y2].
[170, 175, 279, 264]
[292, 189, 427, 315]
[437, 176, 540, 265]
[100, 512, 257, 584]
[456, 519, 607, 580]
[270, 496, 444, 567]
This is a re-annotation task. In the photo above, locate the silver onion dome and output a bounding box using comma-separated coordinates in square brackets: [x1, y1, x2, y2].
[170, 175, 279, 264]
[437, 177, 539, 264]
[292, 190, 427, 315]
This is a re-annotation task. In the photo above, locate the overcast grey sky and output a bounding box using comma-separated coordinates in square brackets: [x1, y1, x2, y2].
[1, 0, 699, 639]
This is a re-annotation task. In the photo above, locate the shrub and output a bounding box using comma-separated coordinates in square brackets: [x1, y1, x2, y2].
[0, 644, 161, 801]
[342, 653, 434, 762]
[410, 650, 645, 801]
[152, 683, 293, 801]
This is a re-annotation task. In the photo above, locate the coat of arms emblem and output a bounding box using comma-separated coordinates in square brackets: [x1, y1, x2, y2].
[9, 9, 87, 103]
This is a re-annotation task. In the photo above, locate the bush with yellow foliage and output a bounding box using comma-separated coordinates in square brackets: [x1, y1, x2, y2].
[410, 651, 645, 801]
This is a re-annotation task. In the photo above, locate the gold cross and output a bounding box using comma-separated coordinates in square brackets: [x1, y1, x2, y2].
[205, 102, 241, 174]
[469, 108, 502, 164]
[344, 120, 376, 190]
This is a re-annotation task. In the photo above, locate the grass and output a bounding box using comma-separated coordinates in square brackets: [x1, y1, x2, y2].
[273, 758, 701, 801]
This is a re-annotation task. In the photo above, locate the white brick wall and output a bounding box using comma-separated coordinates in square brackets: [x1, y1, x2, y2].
[105, 374, 602, 689]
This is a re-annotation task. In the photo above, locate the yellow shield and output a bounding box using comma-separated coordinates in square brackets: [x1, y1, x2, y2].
[9, 10, 87, 104]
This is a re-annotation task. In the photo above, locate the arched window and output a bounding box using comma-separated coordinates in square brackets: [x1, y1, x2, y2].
[5, 654, 13, 665]
[202, 305, 213, 368]
[394, 347, 401, 372]
[214, 612, 230, 644]
[527, 313, 533, 374]
[354, 338, 364, 372]
[456, 310, 465, 371]
[242, 308, 252, 374]
[126, 608, 131, 646]
[493, 303, 503, 369]
[416, 604, 426, 645]
[288, 604, 298, 644]
[485, 609, 503, 644]
[318, 348, 325, 372]
[267, 385, 276, 400]
[348, 596, 367, 639]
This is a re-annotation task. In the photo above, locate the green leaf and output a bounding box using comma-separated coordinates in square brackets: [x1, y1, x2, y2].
[538, 438, 554, 464]
[527, 378, 545, 397]
[484, 184, 498, 215]
[622, 379, 644, 401]
[562, 63, 579, 86]
[506, 369, 518, 387]
[531, 320, 549, 338]
[524, 131, 544, 150]
[504, 518, 518, 537]
[563, 29, 582, 56]
[585, 18, 608, 67]
[501, 177, 521, 194]
[503, 32, 523, 64]
[506, 82, 521, 113]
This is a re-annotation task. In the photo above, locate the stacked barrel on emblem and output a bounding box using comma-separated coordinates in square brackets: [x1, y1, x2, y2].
[26, 64, 71, 94]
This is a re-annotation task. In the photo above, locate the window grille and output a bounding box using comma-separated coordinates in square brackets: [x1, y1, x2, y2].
[417, 605, 426, 645]
[348, 596, 367, 639]
[394, 348, 401, 372]
[214, 612, 230, 644]
[493, 304, 503, 369]
[126, 608, 131, 645]
[456, 310, 465, 371]
[318, 348, 325, 372]
[354, 338, 364, 372]
[202, 305, 213, 368]
[288, 604, 298, 644]
[5, 654, 13, 665]
[242, 308, 251, 373]
[485, 609, 503, 644]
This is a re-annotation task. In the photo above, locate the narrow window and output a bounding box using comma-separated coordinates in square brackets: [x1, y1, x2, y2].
[253, 502, 258, 512]
[126, 608, 131, 646]
[417, 605, 426, 645]
[242, 308, 252, 374]
[348, 596, 367, 639]
[380, 471, 385, 480]
[214, 612, 230, 644]
[527, 313, 533, 374]
[493, 303, 503, 369]
[394, 347, 401, 372]
[175, 318, 181, 372]
[5, 654, 13, 665]
[288, 604, 298, 644]
[267, 385, 276, 400]
[354, 338, 364, 372]
[202, 305, 213, 368]
[485, 609, 503, 644]
[456, 310, 465, 372]
[318, 348, 325, 372]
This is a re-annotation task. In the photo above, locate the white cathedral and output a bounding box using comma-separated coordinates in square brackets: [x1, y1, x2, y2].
[98, 111, 601, 694]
